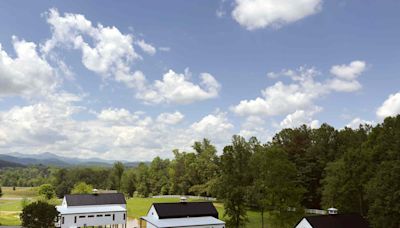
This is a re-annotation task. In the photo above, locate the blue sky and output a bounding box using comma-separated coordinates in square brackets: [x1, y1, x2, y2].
[0, 0, 399, 161]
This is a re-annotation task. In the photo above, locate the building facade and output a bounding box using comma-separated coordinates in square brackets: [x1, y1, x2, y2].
[140, 201, 225, 228]
[56, 193, 127, 228]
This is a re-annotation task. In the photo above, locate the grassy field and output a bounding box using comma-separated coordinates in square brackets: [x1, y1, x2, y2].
[0, 187, 37, 225]
[0, 188, 300, 227]
[1, 187, 37, 199]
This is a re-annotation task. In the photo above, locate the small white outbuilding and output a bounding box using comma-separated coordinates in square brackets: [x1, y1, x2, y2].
[140, 201, 225, 228]
[56, 193, 127, 228]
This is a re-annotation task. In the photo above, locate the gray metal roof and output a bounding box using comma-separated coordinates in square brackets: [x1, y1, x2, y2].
[65, 193, 126, 206]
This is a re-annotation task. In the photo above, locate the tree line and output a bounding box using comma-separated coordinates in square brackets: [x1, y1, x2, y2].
[1, 115, 399, 228]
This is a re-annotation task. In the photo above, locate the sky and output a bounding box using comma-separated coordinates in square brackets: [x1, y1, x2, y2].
[0, 0, 399, 161]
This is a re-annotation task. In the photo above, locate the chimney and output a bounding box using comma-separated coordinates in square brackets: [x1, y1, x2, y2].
[180, 196, 187, 203]
[327, 207, 338, 215]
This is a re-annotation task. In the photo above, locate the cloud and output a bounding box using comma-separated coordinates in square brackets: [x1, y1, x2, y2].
[327, 78, 362, 92]
[158, 47, 171, 52]
[43, 9, 219, 105]
[136, 70, 221, 104]
[280, 107, 321, 129]
[376, 92, 400, 119]
[44, 8, 140, 78]
[191, 111, 234, 143]
[238, 116, 273, 141]
[0, 93, 233, 160]
[157, 112, 184, 125]
[346, 118, 374, 129]
[232, 0, 322, 30]
[0, 37, 57, 98]
[232, 67, 325, 116]
[0, 92, 81, 147]
[232, 61, 366, 117]
[330, 60, 366, 80]
[328, 60, 366, 92]
[97, 108, 140, 124]
[136, 39, 156, 55]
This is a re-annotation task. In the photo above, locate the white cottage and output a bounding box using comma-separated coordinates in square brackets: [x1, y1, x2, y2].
[140, 201, 225, 228]
[56, 193, 127, 228]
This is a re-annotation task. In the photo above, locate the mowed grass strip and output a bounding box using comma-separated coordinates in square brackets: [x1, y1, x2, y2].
[0, 200, 26, 211]
[2, 187, 37, 199]
[0, 211, 21, 226]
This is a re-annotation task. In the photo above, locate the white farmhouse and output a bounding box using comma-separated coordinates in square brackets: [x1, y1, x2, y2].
[140, 201, 225, 228]
[56, 193, 127, 228]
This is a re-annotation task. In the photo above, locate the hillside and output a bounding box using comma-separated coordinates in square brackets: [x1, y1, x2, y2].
[0, 159, 25, 168]
[0, 152, 144, 168]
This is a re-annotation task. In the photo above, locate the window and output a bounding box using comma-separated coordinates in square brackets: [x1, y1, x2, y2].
[96, 214, 103, 217]
[88, 215, 94, 218]
[105, 214, 111, 217]
[62, 217, 64, 224]
[113, 214, 115, 221]
[74, 216, 77, 223]
[79, 215, 86, 218]
[123, 213, 126, 220]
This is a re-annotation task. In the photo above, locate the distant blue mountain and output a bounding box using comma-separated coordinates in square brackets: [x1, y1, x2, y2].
[0, 152, 144, 168]
[0, 158, 25, 168]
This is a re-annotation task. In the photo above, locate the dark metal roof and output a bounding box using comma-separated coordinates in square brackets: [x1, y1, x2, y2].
[297, 214, 369, 228]
[152, 202, 219, 219]
[65, 193, 126, 206]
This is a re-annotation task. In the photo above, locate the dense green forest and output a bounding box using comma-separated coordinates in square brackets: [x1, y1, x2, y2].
[1, 115, 399, 228]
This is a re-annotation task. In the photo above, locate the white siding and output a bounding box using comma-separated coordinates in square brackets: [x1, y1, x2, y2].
[62, 197, 67, 207]
[146, 222, 157, 228]
[295, 218, 313, 228]
[60, 211, 126, 228]
[147, 205, 159, 219]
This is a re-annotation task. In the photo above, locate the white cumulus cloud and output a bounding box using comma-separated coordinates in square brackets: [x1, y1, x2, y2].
[232, 61, 366, 117]
[136, 39, 156, 55]
[376, 92, 400, 119]
[136, 70, 221, 105]
[330, 60, 366, 80]
[280, 107, 321, 129]
[328, 60, 366, 92]
[346, 118, 374, 129]
[232, 67, 325, 116]
[157, 112, 184, 125]
[0, 37, 57, 98]
[44, 8, 140, 78]
[232, 0, 322, 30]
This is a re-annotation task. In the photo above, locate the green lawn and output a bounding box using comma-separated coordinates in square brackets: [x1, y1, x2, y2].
[0, 199, 26, 211]
[0, 211, 21, 226]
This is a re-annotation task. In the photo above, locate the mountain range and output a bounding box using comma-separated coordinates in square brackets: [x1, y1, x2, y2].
[0, 152, 144, 168]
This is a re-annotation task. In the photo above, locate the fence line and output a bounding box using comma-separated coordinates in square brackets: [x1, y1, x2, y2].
[305, 209, 327, 215]
[152, 195, 216, 201]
